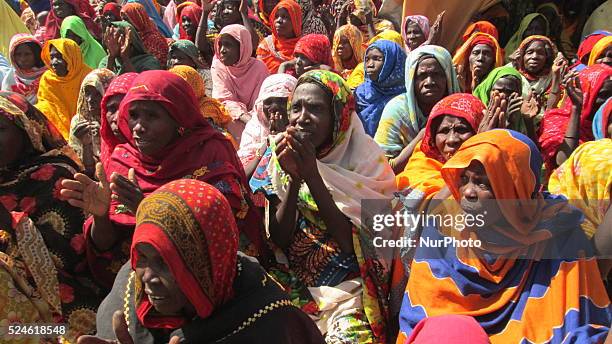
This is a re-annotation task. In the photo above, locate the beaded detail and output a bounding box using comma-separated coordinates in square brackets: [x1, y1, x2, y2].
[123, 271, 135, 329]
[215, 299, 294, 342]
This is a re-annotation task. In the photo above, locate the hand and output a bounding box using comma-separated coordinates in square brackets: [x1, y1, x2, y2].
[455, 63, 466, 91]
[77, 311, 134, 344]
[520, 91, 539, 120]
[109, 168, 144, 214]
[285, 127, 318, 182]
[564, 75, 583, 108]
[415, 127, 426, 141]
[201, 0, 214, 13]
[269, 111, 289, 134]
[105, 27, 121, 58]
[337, 2, 351, 25]
[478, 91, 508, 133]
[506, 92, 522, 126]
[276, 137, 302, 182]
[552, 52, 568, 79]
[119, 27, 132, 59]
[74, 121, 92, 145]
[426, 10, 445, 45]
[509, 49, 521, 67]
[60, 162, 111, 217]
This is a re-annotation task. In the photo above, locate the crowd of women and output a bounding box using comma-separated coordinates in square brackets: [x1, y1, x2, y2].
[0, 0, 611, 342]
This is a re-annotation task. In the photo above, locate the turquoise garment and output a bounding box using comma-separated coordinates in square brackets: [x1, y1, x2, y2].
[127, 0, 172, 37]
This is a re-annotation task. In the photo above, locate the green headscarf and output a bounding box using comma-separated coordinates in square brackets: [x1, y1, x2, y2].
[60, 16, 106, 69]
[168, 40, 204, 69]
[503, 13, 549, 62]
[98, 21, 162, 74]
[472, 66, 522, 106]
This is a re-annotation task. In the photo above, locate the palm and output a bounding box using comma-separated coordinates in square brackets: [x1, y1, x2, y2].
[82, 178, 111, 217]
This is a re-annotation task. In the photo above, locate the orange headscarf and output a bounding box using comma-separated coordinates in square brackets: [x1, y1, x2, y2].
[462, 20, 499, 42]
[256, 0, 302, 73]
[452, 32, 503, 92]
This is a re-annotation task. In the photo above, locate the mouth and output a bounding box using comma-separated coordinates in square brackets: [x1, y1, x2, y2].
[460, 198, 484, 213]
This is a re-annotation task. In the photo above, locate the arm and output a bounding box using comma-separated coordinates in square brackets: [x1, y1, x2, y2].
[243, 141, 268, 179]
[267, 178, 300, 249]
[555, 76, 583, 167]
[239, 0, 259, 56]
[196, 0, 215, 65]
[389, 131, 424, 174]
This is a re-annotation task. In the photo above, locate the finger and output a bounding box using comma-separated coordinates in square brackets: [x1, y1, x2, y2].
[128, 168, 138, 187]
[66, 197, 86, 209]
[74, 172, 95, 186]
[169, 337, 181, 344]
[61, 178, 84, 191]
[60, 189, 83, 201]
[112, 311, 134, 344]
[96, 163, 110, 189]
[287, 135, 306, 157]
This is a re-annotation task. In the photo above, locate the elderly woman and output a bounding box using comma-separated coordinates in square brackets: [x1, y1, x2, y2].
[250, 70, 396, 342]
[374, 45, 460, 173]
[397, 129, 611, 343]
[452, 32, 503, 93]
[1, 34, 46, 104]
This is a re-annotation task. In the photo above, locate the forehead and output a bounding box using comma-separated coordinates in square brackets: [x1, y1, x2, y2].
[366, 47, 384, 57]
[471, 43, 492, 52]
[406, 21, 422, 30]
[492, 76, 520, 88]
[292, 82, 330, 104]
[416, 57, 443, 72]
[276, 7, 289, 17]
[525, 40, 546, 51]
[438, 115, 469, 126]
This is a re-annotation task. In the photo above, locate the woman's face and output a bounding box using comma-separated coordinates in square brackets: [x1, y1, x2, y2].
[523, 40, 547, 75]
[274, 8, 295, 39]
[167, 49, 197, 69]
[218, 34, 240, 66]
[14, 44, 37, 70]
[414, 57, 447, 111]
[491, 76, 521, 99]
[49, 45, 68, 77]
[458, 160, 502, 224]
[104, 94, 126, 140]
[128, 100, 179, 157]
[65, 29, 83, 46]
[364, 47, 384, 82]
[181, 15, 197, 38]
[434, 115, 474, 162]
[591, 78, 612, 120]
[336, 36, 353, 62]
[0, 115, 28, 168]
[523, 17, 547, 38]
[263, 96, 289, 133]
[595, 46, 612, 67]
[134, 243, 191, 315]
[84, 85, 102, 118]
[294, 53, 314, 77]
[469, 43, 494, 81]
[52, 0, 75, 19]
[405, 21, 426, 51]
[220, 1, 241, 25]
[289, 83, 333, 150]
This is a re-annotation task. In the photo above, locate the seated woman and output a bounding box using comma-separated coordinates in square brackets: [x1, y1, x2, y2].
[0, 94, 101, 342]
[452, 32, 503, 93]
[374, 45, 460, 173]
[592, 98, 611, 140]
[301, 0, 334, 39]
[60, 15, 106, 68]
[396, 129, 611, 343]
[250, 70, 397, 342]
[99, 21, 162, 74]
[212, 24, 269, 144]
[212, 0, 270, 45]
[1, 34, 46, 104]
[279, 34, 333, 77]
[43, 0, 100, 41]
[60, 70, 264, 288]
[121, 2, 169, 66]
[168, 39, 214, 97]
[178, 3, 203, 42]
[126, 0, 173, 38]
[256, 0, 302, 74]
[355, 39, 406, 137]
[332, 24, 364, 80]
[102, 2, 121, 26]
[348, 0, 394, 41]
[572, 31, 610, 72]
[588, 36, 612, 66]
[539, 64, 612, 171]
[401, 15, 429, 53]
[36, 38, 92, 139]
[255, 0, 280, 31]
[80, 179, 324, 344]
[503, 13, 549, 62]
[68, 68, 115, 177]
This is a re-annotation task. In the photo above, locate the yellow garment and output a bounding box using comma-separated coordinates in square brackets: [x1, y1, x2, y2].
[548, 139, 612, 238]
[345, 30, 403, 89]
[588, 36, 612, 66]
[452, 32, 504, 92]
[332, 24, 364, 80]
[395, 141, 445, 199]
[1, 0, 29, 57]
[36, 39, 92, 139]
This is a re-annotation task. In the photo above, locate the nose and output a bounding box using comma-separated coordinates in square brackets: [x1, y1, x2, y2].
[132, 120, 145, 134]
[446, 130, 460, 145]
[462, 182, 478, 200]
[141, 266, 160, 284]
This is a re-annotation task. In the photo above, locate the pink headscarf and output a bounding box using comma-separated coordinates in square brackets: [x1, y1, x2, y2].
[163, 0, 178, 31]
[401, 15, 430, 52]
[211, 24, 270, 120]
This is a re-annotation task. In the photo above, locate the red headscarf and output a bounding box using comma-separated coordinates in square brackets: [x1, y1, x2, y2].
[102, 2, 121, 18]
[462, 21, 499, 42]
[257, 0, 302, 73]
[131, 179, 239, 329]
[294, 34, 333, 67]
[178, 4, 203, 41]
[121, 3, 169, 65]
[539, 64, 612, 170]
[43, 0, 101, 41]
[420, 93, 486, 162]
[577, 33, 608, 65]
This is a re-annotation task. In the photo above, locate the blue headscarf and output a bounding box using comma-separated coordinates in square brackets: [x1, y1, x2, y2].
[355, 40, 407, 136]
[127, 0, 173, 37]
[592, 98, 611, 139]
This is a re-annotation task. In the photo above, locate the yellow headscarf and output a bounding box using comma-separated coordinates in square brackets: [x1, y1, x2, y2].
[36, 39, 92, 139]
[332, 24, 364, 79]
[0, 0, 29, 57]
[588, 36, 612, 66]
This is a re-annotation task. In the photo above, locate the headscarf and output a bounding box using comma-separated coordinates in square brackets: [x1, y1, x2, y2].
[514, 35, 557, 96]
[503, 13, 549, 62]
[0, 0, 29, 58]
[98, 21, 162, 74]
[59, 16, 106, 68]
[588, 36, 612, 66]
[238, 74, 297, 165]
[401, 15, 430, 52]
[452, 33, 503, 92]
[398, 129, 610, 343]
[355, 40, 406, 136]
[212, 24, 270, 119]
[256, 0, 302, 74]
[592, 98, 611, 139]
[36, 38, 92, 139]
[374, 45, 460, 158]
[472, 65, 522, 106]
[549, 139, 612, 238]
[126, 0, 173, 37]
[573, 30, 610, 70]
[539, 64, 612, 170]
[178, 4, 203, 42]
[169, 65, 230, 126]
[332, 24, 364, 79]
[132, 179, 239, 329]
[293, 34, 333, 67]
[462, 21, 499, 42]
[163, 0, 178, 31]
[102, 2, 121, 18]
[43, 0, 100, 41]
[168, 39, 204, 68]
[2, 34, 46, 103]
[405, 315, 490, 344]
[99, 72, 138, 165]
[121, 3, 169, 66]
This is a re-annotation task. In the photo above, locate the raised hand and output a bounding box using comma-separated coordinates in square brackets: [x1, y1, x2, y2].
[201, 0, 214, 13]
[552, 52, 568, 79]
[455, 63, 466, 91]
[520, 91, 539, 120]
[109, 168, 144, 215]
[506, 92, 523, 127]
[77, 311, 134, 344]
[73, 121, 93, 145]
[60, 162, 111, 217]
[426, 10, 445, 45]
[564, 75, 583, 108]
[285, 127, 318, 182]
[119, 27, 132, 59]
[478, 91, 508, 133]
[105, 27, 121, 58]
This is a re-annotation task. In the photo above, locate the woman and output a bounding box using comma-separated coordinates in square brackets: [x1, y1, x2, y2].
[102, 2, 121, 22]
[279, 33, 333, 77]
[121, 2, 169, 66]
[401, 15, 429, 52]
[355, 39, 406, 137]
[349, 0, 394, 40]
[452, 32, 503, 93]
[539, 63, 612, 171]
[251, 70, 396, 343]
[573, 31, 610, 71]
[60, 70, 263, 288]
[212, 24, 269, 143]
[43, 0, 101, 41]
[213, 0, 271, 40]
[375, 45, 460, 173]
[81, 179, 324, 344]
[256, 0, 302, 74]
[178, 3, 203, 42]
[332, 24, 364, 80]
[1, 34, 46, 104]
[60, 15, 106, 68]
[504, 13, 549, 62]
[36, 38, 92, 139]
[126, 0, 173, 38]
[592, 98, 611, 140]
[68, 68, 115, 176]
[168, 39, 214, 97]
[396, 129, 611, 343]
[0, 94, 101, 342]
[256, 0, 279, 30]
[99, 21, 162, 74]
[588, 36, 612, 66]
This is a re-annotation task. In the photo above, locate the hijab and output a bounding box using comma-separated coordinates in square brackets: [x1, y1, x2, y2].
[2, 34, 46, 103]
[60, 16, 106, 68]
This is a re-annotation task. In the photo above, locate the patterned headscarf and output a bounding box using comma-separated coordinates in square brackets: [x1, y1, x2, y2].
[168, 39, 204, 68]
[293, 34, 333, 67]
[121, 2, 169, 65]
[75, 68, 115, 121]
[401, 15, 430, 52]
[6, 34, 46, 102]
[588, 36, 612, 66]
